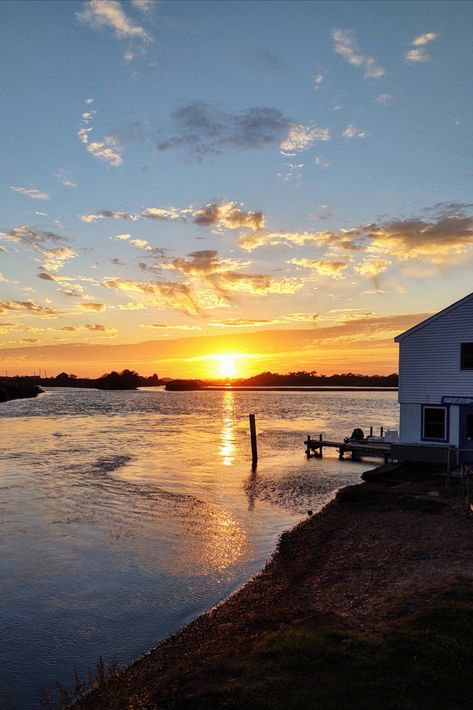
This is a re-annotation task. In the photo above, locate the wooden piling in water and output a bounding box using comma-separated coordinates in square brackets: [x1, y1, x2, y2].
[249, 413, 258, 470]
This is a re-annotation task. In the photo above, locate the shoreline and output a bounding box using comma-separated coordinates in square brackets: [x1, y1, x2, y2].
[0, 380, 42, 403]
[202, 386, 397, 392]
[73, 462, 473, 709]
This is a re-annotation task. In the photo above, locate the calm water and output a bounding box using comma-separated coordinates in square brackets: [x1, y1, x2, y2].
[0, 388, 398, 709]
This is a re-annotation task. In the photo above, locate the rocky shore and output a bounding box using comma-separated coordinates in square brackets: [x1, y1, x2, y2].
[74, 463, 473, 709]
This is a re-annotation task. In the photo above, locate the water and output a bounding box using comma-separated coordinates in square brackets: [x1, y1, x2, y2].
[0, 387, 398, 708]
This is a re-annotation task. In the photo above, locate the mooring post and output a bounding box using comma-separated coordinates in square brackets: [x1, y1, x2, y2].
[249, 413, 258, 470]
[319, 432, 323, 458]
[306, 434, 311, 458]
[370, 426, 373, 437]
[380, 426, 384, 437]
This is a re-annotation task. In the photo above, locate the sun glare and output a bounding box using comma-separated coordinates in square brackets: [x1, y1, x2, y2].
[218, 355, 237, 379]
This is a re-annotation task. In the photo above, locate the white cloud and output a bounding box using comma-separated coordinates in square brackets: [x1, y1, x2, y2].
[118, 302, 146, 311]
[76, 0, 152, 42]
[139, 323, 201, 331]
[56, 169, 77, 188]
[80, 303, 107, 312]
[87, 136, 123, 167]
[315, 155, 330, 168]
[405, 32, 437, 63]
[77, 102, 123, 167]
[278, 162, 304, 184]
[314, 72, 325, 89]
[81, 211, 140, 223]
[11, 186, 49, 201]
[355, 258, 391, 277]
[405, 48, 431, 63]
[41, 246, 77, 272]
[280, 123, 330, 154]
[84, 323, 118, 335]
[342, 124, 368, 139]
[130, 238, 152, 251]
[412, 32, 437, 46]
[142, 207, 185, 221]
[376, 93, 392, 105]
[131, 0, 155, 11]
[288, 258, 348, 278]
[331, 29, 384, 79]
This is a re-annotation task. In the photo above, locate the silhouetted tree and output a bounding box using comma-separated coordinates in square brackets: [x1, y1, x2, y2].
[96, 369, 140, 390]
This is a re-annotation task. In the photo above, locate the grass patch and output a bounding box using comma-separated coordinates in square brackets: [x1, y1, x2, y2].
[187, 589, 473, 709]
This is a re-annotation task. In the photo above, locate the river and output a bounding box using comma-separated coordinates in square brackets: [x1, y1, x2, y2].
[0, 387, 398, 708]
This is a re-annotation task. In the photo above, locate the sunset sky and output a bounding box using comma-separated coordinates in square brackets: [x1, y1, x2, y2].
[1, 0, 473, 378]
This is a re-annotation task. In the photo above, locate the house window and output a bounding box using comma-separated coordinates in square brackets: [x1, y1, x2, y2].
[423, 407, 447, 440]
[461, 343, 473, 370]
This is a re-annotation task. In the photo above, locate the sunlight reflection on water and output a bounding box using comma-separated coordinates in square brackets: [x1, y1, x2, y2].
[0, 387, 398, 709]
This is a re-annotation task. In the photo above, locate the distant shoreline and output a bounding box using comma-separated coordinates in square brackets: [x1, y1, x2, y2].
[202, 386, 398, 392]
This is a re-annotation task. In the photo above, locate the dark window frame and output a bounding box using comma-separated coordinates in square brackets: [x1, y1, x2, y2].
[461, 343, 473, 370]
[422, 405, 448, 442]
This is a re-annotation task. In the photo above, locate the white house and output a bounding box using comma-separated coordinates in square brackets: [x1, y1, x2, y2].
[395, 292, 473, 462]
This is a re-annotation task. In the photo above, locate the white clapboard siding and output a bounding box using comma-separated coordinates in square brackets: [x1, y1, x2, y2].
[396, 294, 473, 403]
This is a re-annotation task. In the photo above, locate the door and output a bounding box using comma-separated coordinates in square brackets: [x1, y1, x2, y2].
[460, 407, 473, 463]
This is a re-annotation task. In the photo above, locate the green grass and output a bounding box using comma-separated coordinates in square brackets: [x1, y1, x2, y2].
[188, 587, 473, 709]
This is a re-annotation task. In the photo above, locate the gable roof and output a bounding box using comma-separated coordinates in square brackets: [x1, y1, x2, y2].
[394, 291, 473, 343]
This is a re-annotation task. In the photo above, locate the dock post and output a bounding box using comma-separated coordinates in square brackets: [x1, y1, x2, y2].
[306, 434, 311, 458]
[249, 414, 258, 470]
[370, 426, 373, 437]
[380, 426, 384, 437]
[319, 432, 323, 458]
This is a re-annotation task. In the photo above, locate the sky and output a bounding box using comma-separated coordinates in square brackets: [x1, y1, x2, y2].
[1, 0, 473, 378]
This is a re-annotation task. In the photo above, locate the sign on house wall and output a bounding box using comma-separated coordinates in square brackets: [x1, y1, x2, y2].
[442, 396, 473, 405]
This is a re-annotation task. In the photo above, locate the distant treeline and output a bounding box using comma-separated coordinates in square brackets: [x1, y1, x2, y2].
[3, 370, 399, 393]
[233, 371, 399, 387]
[5, 370, 162, 391]
[48, 370, 162, 390]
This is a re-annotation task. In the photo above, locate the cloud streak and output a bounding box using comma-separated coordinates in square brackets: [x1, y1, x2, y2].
[331, 29, 384, 79]
[288, 258, 348, 278]
[165, 250, 303, 298]
[0, 300, 62, 317]
[81, 200, 264, 232]
[10, 186, 49, 200]
[102, 277, 204, 316]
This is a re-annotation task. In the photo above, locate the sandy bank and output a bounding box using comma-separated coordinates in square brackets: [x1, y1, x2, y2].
[74, 463, 473, 709]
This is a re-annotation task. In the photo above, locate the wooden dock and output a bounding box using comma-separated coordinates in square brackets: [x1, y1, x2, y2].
[305, 434, 392, 462]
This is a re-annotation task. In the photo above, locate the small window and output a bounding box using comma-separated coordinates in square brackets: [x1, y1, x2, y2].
[423, 407, 446, 440]
[461, 343, 473, 370]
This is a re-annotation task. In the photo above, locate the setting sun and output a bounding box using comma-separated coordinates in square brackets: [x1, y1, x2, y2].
[218, 355, 238, 379]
